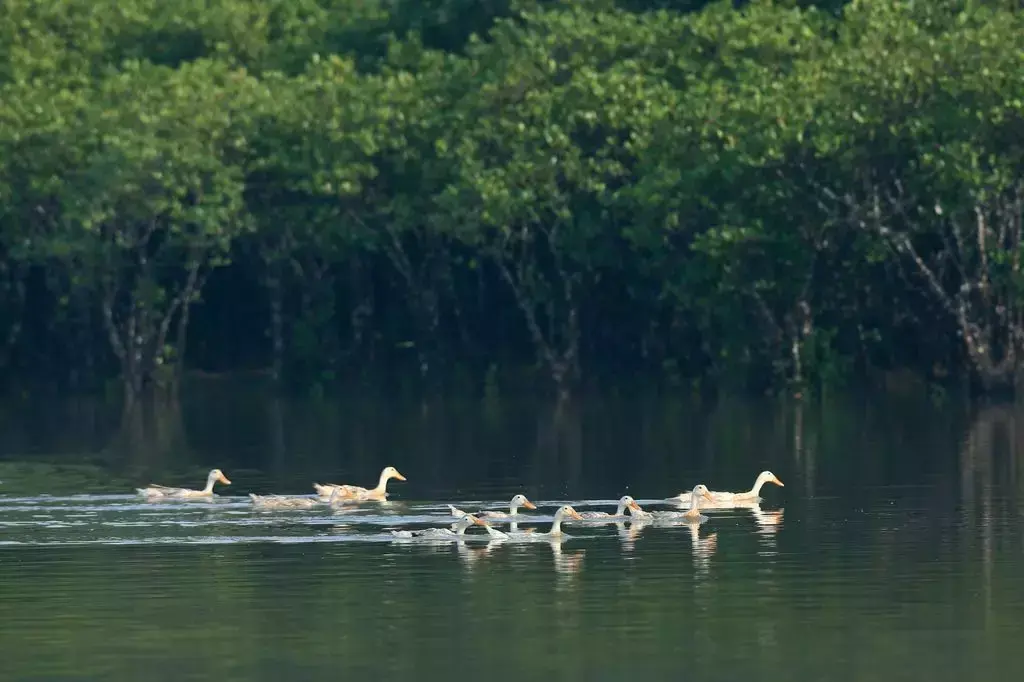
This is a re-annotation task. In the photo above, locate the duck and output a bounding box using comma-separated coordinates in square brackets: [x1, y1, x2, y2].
[137, 469, 231, 499]
[508, 505, 584, 540]
[669, 470, 784, 505]
[391, 513, 506, 540]
[578, 495, 642, 520]
[626, 502, 654, 522]
[448, 494, 537, 521]
[649, 484, 714, 524]
[313, 466, 406, 501]
[249, 488, 338, 509]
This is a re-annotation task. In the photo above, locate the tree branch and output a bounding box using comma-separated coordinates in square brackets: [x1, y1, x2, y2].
[101, 272, 126, 361]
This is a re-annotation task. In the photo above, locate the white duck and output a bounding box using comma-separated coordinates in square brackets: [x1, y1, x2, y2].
[578, 495, 642, 521]
[137, 469, 231, 499]
[508, 505, 584, 540]
[392, 513, 504, 540]
[448, 494, 537, 521]
[313, 466, 407, 501]
[250, 487, 340, 509]
[649, 484, 714, 524]
[669, 470, 784, 505]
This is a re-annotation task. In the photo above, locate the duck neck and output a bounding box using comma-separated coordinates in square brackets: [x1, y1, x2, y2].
[748, 475, 768, 497]
[614, 501, 628, 516]
[508, 503, 519, 516]
[689, 490, 702, 513]
[485, 525, 509, 539]
[203, 474, 217, 494]
[549, 513, 565, 535]
[373, 471, 390, 495]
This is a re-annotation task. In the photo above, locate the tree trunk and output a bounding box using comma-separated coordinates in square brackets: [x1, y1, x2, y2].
[347, 253, 375, 366]
[785, 298, 813, 391]
[294, 253, 338, 385]
[380, 224, 444, 383]
[103, 254, 203, 409]
[492, 226, 581, 400]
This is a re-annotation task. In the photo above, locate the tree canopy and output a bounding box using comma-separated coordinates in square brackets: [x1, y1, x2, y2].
[1, 0, 1022, 399]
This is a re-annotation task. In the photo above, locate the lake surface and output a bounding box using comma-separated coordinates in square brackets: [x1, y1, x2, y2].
[2, 386, 1024, 680]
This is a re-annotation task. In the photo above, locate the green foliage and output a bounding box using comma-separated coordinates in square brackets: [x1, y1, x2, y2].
[1, 0, 1023, 396]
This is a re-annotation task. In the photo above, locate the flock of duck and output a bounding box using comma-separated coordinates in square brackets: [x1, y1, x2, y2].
[135, 466, 785, 542]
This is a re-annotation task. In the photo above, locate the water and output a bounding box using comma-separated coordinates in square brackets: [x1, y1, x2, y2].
[2, 387, 1024, 680]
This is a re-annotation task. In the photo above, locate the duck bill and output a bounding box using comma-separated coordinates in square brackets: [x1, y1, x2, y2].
[218, 474, 232, 485]
[701, 492, 713, 502]
[522, 499, 537, 510]
[470, 516, 488, 526]
[773, 477, 785, 487]
[393, 471, 407, 482]
[568, 509, 584, 521]
[628, 501, 641, 512]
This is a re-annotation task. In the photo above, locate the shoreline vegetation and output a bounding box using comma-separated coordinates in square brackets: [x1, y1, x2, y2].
[1, 0, 1023, 409]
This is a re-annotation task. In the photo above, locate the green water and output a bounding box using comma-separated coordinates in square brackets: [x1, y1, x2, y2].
[2, 391, 1024, 680]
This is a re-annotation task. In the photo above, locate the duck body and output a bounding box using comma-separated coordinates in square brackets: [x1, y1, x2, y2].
[507, 505, 583, 541]
[314, 466, 406, 501]
[391, 513, 496, 540]
[651, 484, 714, 524]
[578, 496, 641, 521]
[249, 493, 322, 509]
[670, 471, 784, 506]
[626, 504, 654, 522]
[137, 469, 231, 499]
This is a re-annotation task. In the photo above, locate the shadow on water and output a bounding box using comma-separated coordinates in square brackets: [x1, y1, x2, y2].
[0, 379, 975, 499]
[3, 382, 1024, 680]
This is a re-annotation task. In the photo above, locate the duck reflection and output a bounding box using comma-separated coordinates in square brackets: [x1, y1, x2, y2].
[634, 513, 718, 572]
[725, 500, 784, 554]
[685, 519, 718, 574]
[502, 536, 585, 584]
[550, 540, 585, 578]
[750, 506, 784, 533]
[454, 537, 505, 571]
[614, 518, 650, 553]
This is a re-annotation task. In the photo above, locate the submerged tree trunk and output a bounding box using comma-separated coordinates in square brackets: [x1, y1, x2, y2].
[531, 395, 582, 485]
[113, 383, 187, 473]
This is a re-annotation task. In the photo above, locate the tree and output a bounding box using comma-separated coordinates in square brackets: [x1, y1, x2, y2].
[778, 1, 1024, 390]
[29, 60, 257, 403]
